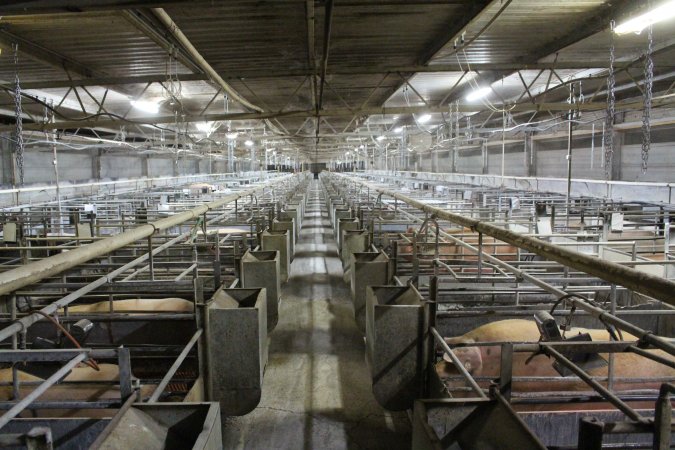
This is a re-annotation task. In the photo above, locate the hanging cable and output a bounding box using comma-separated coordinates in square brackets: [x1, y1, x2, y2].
[641, 24, 654, 174]
[32, 310, 100, 371]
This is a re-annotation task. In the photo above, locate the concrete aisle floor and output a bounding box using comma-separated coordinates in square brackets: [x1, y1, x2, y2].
[221, 180, 411, 449]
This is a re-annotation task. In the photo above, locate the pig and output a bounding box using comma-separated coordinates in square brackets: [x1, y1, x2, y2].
[63, 363, 121, 382]
[437, 319, 675, 393]
[0, 364, 156, 417]
[60, 297, 193, 313]
[0, 368, 42, 399]
[0, 363, 123, 401]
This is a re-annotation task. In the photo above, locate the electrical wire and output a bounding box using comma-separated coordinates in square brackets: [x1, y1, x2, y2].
[32, 310, 100, 371]
[548, 293, 622, 341]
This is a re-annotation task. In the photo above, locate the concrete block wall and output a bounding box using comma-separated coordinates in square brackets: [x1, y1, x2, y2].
[22, 151, 94, 184]
[486, 144, 528, 177]
[0, 142, 223, 188]
[621, 142, 674, 182]
[148, 157, 175, 177]
[456, 149, 481, 174]
[372, 124, 675, 184]
[0, 136, 270, 207]
[101, 154, 144, 179]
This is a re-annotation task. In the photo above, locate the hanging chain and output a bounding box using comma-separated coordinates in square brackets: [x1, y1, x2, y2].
[13, 44, 25, 185]
[641, 24, 654, 174]
[164, 44, 183, 107]
[447, 102, 454, 139]
[454, 100, 459, 139]
[603, 21, 616, 180]
[453, 101, 459, 172]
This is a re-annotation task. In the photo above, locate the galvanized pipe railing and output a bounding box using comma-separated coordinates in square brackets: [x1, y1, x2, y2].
[334, 174, 675, 305]
[332, 174, 675, 356]
[0, 175, 294, 298]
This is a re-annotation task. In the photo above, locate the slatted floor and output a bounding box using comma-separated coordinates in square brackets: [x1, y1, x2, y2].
[221, 180, 411, 449]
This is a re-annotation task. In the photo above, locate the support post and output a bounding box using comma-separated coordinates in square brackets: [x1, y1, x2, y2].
[92, 149, 102, 181]
[141, 155, 149, 178]
[147, 235, 154, 281]
[0, 133, 16, 186]
[117, 347, 133, 400]
[477, 232, 483, 279]
[609, 113, 624, 181]
[578, 417, 604, 450]
[525, 131, 537, 177]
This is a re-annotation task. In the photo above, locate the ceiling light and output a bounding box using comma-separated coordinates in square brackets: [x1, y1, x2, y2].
[245, 139, 254, 147]
[465, 87, 492, 102]
[226, 131, 239, 140]
[615, 0, 675, 34]
[130, 100, 160, 114]
[393, 126, 404, 133]
[376, 135, 386, 141]
[417, 114, 431, 123]
[196, 122, 214, 133]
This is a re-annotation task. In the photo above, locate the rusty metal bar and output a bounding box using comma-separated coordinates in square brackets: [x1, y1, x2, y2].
[148, 328, 203, 403]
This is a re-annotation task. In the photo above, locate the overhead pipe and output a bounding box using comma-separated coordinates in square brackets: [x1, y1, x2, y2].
[314, 0, 335, 161]
[151, 8, 291, 144]
[317, 0, 334, 113]
[336, 174, 675, 305]
[152, 8, 263, 113]
[0, 175, 293, 297]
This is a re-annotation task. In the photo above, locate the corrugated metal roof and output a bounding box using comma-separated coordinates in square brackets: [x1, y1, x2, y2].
[0, 0, 672, 158]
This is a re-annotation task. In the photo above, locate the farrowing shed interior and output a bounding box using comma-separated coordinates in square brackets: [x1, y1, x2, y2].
[0, 1, 674, 449]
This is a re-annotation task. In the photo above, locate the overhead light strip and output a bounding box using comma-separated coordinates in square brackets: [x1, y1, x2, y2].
[615, 0, 675, 34]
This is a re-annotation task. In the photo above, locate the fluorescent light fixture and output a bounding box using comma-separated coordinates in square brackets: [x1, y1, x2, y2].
[245, 139, 254, 147]
[466, 87, 492, 102]
[196, 122, 214, 133]
[376, 135, 386, 141]
[130, 100, 160, 114]
[393, 126, 404, 133]
[417, 114, 431, 123]
[225, 131, 239, 140]
[615, 0, 675, 34]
